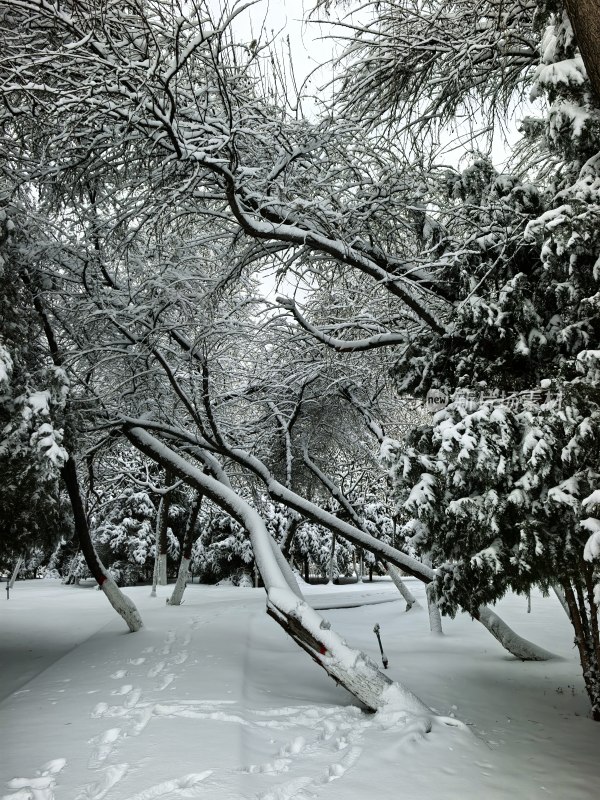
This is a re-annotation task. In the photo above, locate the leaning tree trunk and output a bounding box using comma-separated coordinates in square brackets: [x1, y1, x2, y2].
[474, 606, 554, 662]
[9, 556, 24, 589]
[61, 457, 142, 632]
[124, 425, 432, 715]
[386, 563, 417, 610]
[31, 282, 141, 630]
[169, 492, 203, 606]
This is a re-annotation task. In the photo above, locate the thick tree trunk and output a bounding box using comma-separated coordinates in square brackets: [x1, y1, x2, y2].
[124, 425, 431, 714]
[61, 457, 142, 632]
[169, 492, 203, 606]
[564, 0, 600, 101]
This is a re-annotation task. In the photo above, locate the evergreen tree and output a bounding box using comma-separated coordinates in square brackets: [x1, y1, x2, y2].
[379, 3, 600, 718]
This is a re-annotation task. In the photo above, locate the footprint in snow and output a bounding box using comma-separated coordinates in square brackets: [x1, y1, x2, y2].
[75, 763, 128, 800]
[111, 684, 133, 697]
[128, 658, 146, 666]
[3, 759, 67, 800]
[147, 661, 165, 678]
[88, 729, 121, 769]
[119, 771, 212, 800]
[155, 673, 175, 691]
[110, 670, 129, 680]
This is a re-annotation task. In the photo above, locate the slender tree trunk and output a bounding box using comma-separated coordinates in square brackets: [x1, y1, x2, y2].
[63, 552, 79, 585]
[327, 533, 336, 584]
[157, 472, 173, 586]
[281, 515, 300, 559]
[150, 548, 159, 597]
[169, 492, 203, 606]
[30, 285, 142, 630]
[268, 535, 304, 599]
[553, 584, 571, 618]
[9, 556, 23, 589]
[61, 457, 142, 632]
[304, 557, 309, 584]
[386, 563, 417, 610]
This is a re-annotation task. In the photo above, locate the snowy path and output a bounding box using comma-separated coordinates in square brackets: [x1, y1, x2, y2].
[1, 581, 599, 798]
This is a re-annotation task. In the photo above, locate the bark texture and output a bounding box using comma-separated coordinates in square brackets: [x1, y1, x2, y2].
[564, 0, 600, 101]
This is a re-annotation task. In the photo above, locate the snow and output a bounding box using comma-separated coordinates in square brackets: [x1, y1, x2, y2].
[1, 579, 599, 799]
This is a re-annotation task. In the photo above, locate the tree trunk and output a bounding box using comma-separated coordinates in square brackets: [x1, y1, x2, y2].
[426, 584, 444, 635]
[63, 552, 79, 585]
[564, 0, 600, 101]
[475, 606, 554, 662]
[386, 563, 417, 611]
[562, 580, 600, 721]
[281, 515, 300, 559]
[124, 425, 432, 715]
[169, 491, 203, 606]
[157, 472, 173, 586]
[552, 584, 571, 618]
[61, 457, 142, 632]
[150, 545, 159, 597]
[327, 533, 336, 584]
[9, 556, 23, 589]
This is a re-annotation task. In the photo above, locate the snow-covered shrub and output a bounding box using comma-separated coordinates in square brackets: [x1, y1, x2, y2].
[191, 510, 254, 584]
[94, 488, 179, 585]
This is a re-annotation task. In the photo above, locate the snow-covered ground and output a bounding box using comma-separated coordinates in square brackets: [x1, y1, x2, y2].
[1, 578, 598, 799]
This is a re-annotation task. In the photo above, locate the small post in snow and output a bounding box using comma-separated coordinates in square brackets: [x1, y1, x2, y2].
[5, 582, 9, 600]
[373, 623, 388, 669]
